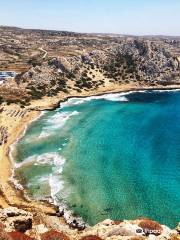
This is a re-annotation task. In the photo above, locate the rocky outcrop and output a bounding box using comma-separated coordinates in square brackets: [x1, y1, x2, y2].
[80, 219, 179, 240]
[0, 207, 179, 240]
[0, 207, 33, 233]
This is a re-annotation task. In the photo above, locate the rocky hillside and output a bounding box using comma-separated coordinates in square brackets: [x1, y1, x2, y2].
[0, 207, 179, 240]
[0, 26, 179, 106]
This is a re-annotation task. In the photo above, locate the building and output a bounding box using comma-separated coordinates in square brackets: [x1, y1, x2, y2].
[0, 71, 17, 84]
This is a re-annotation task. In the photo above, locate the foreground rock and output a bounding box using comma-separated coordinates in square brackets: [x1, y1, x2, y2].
[0, 207, 33, 233]
[80, 219, 179, 240]
[0, 207, 179, 240]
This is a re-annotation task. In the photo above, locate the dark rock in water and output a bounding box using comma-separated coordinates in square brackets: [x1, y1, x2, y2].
[69, 220, 77, 229]
[8, 231, 35, 240]
[77, 224, 86, 231]
[71, 204, 77, 208]
[48, 209, 64, 217]
[41, 230, 70, 240]
[80, 235, 103, 240]
[14, 218, 32, 233]
[69, 220, 86, 231]
[100, 212, 107, 216]
[104, 207, 113, 212]
[56, 209, 64, 217]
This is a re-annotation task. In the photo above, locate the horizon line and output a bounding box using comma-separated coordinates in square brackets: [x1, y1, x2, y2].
[1, 25, 180, 38]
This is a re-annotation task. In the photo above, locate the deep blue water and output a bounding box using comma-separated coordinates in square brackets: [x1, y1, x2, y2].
[12, 90, 180, 227]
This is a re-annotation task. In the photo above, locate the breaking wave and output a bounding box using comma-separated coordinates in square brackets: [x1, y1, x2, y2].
[39, 111, 79, 138]
[59, 91, 146, 108]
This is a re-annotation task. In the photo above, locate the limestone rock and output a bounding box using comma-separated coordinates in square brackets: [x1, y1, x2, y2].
[0, 207, 33, 233]
[34, 224, 48, 234]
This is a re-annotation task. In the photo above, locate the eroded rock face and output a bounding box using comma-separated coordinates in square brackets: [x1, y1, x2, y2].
[0, 207, 33, 233]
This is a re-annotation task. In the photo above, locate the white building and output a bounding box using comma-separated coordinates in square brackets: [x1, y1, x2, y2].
[0, 71, 17, 84]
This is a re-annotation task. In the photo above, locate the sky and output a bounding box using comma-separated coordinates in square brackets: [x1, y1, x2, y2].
[0, 0, 179, 36]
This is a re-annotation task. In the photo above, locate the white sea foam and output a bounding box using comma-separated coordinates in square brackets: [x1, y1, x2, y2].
[60, 92, 139, 108]
[49, 174, 64, 200]
[9, 177, 24, 190]
[38, 111, 79, 139]
[38, 176, 50, 183]
[15, 152, 65, 168]
[27, 175, 50, 187]
[15, 156, 36, 168]
[60, 89, 180, 109]
[15, 151, 66, 205]
[46, 111, 79, 128]
[152, 89, 180, 93]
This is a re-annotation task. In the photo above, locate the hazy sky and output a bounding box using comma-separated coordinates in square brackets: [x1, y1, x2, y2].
[0, 0, 179, 36]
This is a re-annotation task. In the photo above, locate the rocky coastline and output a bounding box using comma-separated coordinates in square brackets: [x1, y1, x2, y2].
[0, 206, 179, 240]
[0, 26, 180, 239]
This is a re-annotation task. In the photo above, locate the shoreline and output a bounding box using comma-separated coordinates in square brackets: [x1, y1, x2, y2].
[1, 83, 180, 229]
[9, 111, 47, 193]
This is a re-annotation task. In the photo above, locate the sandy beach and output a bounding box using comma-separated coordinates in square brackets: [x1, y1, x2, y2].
[0, 82, 180, 220]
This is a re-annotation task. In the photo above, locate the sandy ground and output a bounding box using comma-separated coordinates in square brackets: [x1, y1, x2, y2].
[0, 82, 180, 217]
[0, 105, 58, 212]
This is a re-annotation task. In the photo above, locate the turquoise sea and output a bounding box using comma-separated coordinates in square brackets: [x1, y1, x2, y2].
[12, 90, 180, 227]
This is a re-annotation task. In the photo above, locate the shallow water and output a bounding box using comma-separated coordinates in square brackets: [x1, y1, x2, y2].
[12, 90, 180, 227]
